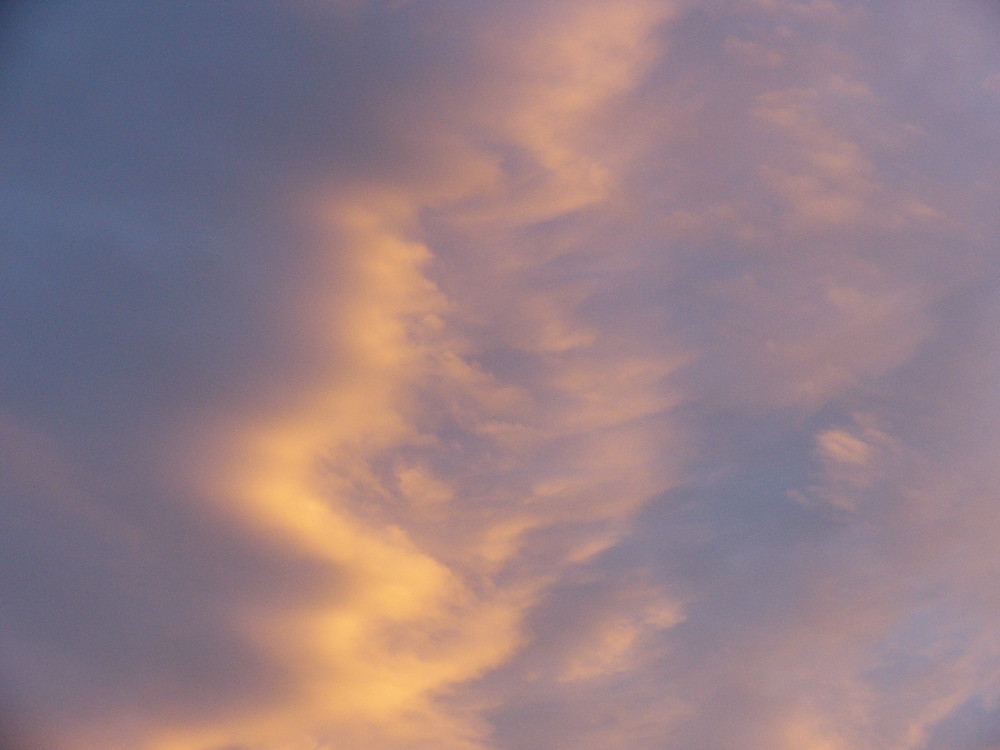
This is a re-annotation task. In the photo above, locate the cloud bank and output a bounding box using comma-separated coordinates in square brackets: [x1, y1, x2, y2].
[2, 1, 1000, 749]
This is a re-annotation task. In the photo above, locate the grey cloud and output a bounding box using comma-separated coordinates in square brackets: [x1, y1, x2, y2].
[0, 0, 402, 736]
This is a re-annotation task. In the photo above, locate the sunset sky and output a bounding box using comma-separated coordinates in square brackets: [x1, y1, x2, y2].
[3, 1, 1000, 749]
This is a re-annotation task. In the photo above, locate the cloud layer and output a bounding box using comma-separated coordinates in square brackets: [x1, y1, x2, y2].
[3, 1, 1000, 749]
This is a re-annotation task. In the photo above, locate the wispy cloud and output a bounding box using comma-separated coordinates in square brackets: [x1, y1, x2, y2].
[3, 1, 1000, 749]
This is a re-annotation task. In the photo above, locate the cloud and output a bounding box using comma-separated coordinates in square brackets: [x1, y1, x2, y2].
[3, 1, 1000, 750]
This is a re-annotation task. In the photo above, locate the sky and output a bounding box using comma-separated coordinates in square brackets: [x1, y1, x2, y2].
[2, 1, 1000, 748]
